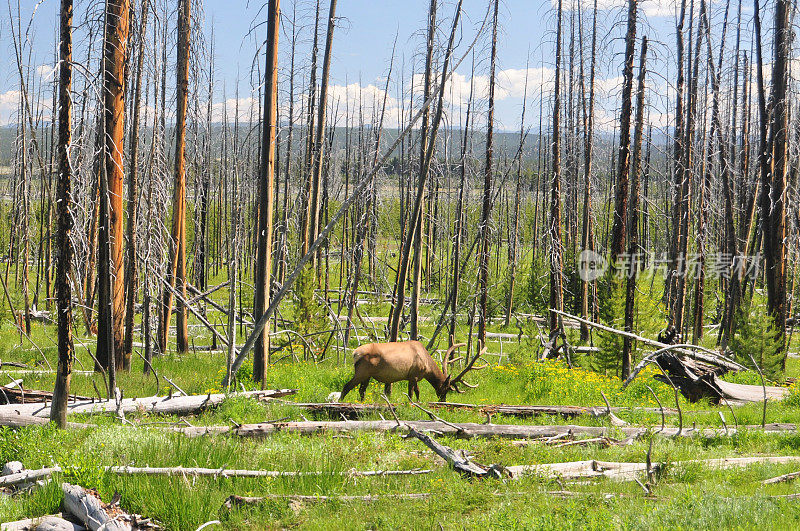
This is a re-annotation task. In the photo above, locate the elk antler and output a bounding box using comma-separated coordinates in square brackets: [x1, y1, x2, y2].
[441, 342, 467, 377]
[449, 346, 488, 393]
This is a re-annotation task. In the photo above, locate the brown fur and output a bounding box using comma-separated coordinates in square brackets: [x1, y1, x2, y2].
[340, 341, 450, 401]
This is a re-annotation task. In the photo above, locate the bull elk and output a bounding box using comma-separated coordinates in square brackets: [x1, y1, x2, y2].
[337, 340, 485, 402]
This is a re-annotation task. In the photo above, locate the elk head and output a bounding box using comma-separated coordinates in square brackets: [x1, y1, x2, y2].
[439, 341, 488, 399]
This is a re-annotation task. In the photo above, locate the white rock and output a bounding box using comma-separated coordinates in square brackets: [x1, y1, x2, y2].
[2, 461, 24, 476]
[326, 392, 341, 403]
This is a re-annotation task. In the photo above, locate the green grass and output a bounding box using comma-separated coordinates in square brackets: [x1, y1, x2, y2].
[3, 259, 800, 528]
[2, 340, 800, 529]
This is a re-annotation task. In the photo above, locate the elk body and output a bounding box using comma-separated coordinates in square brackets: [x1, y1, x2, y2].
[338, 340, 482, 402]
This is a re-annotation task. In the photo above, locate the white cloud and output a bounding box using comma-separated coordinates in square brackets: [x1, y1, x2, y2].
[413, 67, 555, 109]
[36, 64, 58, 82]
[209, 96, 259, 123]
[0, 90, 22, 126]
[556, 0, 676, 18]
[327, 82, 403, 128]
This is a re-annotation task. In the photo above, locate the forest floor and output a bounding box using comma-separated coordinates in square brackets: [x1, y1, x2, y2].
[2, 297, 800, 529]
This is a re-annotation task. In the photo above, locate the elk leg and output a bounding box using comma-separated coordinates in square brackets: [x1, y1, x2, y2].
[407, 380, 418, 400]
[340, 376, 362, 402]
[358, 378, 371, 401]
[413, 380, 420, 401]
[384, 383, 392, 397]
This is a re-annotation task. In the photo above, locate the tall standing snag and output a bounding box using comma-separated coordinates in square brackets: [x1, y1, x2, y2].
[764, 0, 790, 367]
[124, 0, 150, 367]
[609, 0, 638, 262]
[621, 36, 647, 380]
[97, 0, 130, 373]
[389, 0, 437, 343]
[160, 0, 192, 355]
[253, 0, 280, 384]
[548, 0, 564, 333]
[52, 0, 75, 428]
[477, 0, 499, 347]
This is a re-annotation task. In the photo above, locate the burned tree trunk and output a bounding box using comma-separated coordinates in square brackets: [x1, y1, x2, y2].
[410, 0, 437, 341]
[51, 0, 75, 429]
[308, 0, 338, 270]
[253, 0, 280, 384]
[123, 0, 149, 367]
[548, 0, 564, 333]
[505, 65, 528, 328]
[477, 0, 499, 346]
[666, 0, 687, 316]
[160, 0, 191, 355]
[609, 0, 638, 261]
[579, 0, 598, 341]
[674, 0, 706, 335]
[97, 0, 130, 373]
[764, 0, 791, 367]
[389, 0, 439, 342]
[621, 36, 647, 380]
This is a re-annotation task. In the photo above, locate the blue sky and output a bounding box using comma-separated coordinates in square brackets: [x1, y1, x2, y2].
[0, 0, 747, 131]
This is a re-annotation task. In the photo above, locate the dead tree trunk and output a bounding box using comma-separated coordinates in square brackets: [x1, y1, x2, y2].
[621, 36, 647, 380]
[579, 0, 598, 341]
[159, 0, 191, 355]
[123, 0, 149, 367]
[765, 0, 791, 367]
[548, 0, 565, 333]
[666, 0, 687, 317]
[504, 61, 529, 328]
[253, 0, 280, 384]
[477, 0, 499, 346]
[308, 0, 338, 270]
[300, 0, 321, 257]
[51, 0, 75, 429]
[410, 0, 437, 341]
[674, 0, 706, 335]
[609, 0, 638, 261]
[97, 0, 130, 373]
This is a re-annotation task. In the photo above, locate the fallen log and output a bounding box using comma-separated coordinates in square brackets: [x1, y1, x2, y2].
[105, 465, 431, 479]
[762, 470, 800, 484]
[284, 402, 390, 419]
[0, 384, 91, 405]
[173, 419, 800, 440]
[61, 484, 159, 530]
[0, 465, 433, 487]
[0, 389, 296, 418]
[0, 411, 90, 429]
[281, 401, 678, 421]
[224, 490, 656, 509]
[0, 467, 61, 487]
[224, 493, 431, 508]
[649, 354, 789, 404]
[61, 483, 130, 531]
[1, 515, 85, 531]
[0, 361, 31, 370]
[404, 427, 502, 477]
[507, 455, 800, 481]
[710, 378, 789, 403]
[552, 309, 747, 373]
[428, 402, 682, 418]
